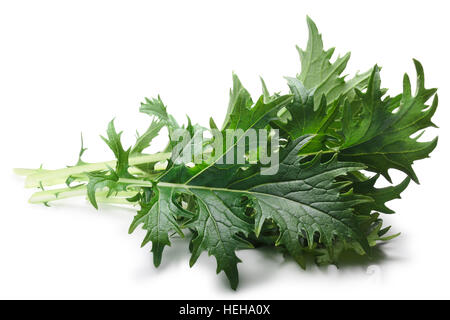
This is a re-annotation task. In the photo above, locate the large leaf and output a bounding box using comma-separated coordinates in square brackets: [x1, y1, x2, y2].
[127, 87, 292, 288]
[339, 61, 438, 182]
[151, 136, 371, 288]
[229, 136, 371, 266]
[161, 91, 293, 187]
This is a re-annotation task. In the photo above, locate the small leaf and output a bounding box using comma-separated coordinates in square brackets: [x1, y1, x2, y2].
[129, 187, 184, 267]
[297, 16, 371, 107]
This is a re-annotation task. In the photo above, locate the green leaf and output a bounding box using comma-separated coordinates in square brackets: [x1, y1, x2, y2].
[260, 77, 271, 103]
[272, 77, 340, 152]
[154, 136, 371, 288]
[224, 94, 292, 133]
[221, 74, 254, 130]
[297, 16, 371, 108]
[86, 169, 124, 209]
[142, 180, 254, 290]
[144, 86, 293, 288]
[18, 15, 440, 291]
[161, 91, 293, 187]
[348, 173, 411, 215]
[313, 213, 399, 265]
[88, 120, 134, 209]
[100, 120, 133, 178]
[229, 136, 372, 266]
[140, 95, 180, 130]
[339, 61, 438, 182]
[184, 188, 253, 290]
[76, 133, 88, 166]
[128, 187, 184, 267]
[131, 120, 164, 155]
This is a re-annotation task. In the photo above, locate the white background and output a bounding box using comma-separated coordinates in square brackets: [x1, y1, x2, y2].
[0, 0, 449, 299]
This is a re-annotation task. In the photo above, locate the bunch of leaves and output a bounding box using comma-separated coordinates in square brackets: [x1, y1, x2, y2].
[17, 17, 438, 290]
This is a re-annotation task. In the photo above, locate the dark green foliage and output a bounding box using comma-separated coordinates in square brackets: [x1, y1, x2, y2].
[19, 17, 438, 290]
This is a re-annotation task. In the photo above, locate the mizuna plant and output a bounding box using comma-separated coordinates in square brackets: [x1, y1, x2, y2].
[16, 17, 438, 289]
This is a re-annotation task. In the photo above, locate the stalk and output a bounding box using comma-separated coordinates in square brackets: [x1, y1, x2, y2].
[17, 152, 171, 188]
[95, 193, 138, 205]
[28, 185, 87, 204]
[28, 184, 138, 205]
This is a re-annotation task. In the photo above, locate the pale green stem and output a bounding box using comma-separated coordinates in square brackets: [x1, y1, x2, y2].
[95, 194, 138, 205]
[18, 152, 171, 188]
[28, 184, 138, 205]
[119, 178, 153, 188]
[28, 185, 87, 204]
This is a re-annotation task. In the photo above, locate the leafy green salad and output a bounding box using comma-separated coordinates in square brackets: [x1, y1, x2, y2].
[16, 17, 439, 289]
